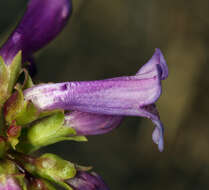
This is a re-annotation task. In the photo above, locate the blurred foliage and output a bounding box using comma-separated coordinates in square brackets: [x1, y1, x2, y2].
[1, 0, 209, 189]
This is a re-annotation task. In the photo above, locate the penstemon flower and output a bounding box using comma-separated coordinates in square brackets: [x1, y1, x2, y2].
[23, 48, 168, 152]
[0, 0, 71, 65]
[0, 0, 169, 189]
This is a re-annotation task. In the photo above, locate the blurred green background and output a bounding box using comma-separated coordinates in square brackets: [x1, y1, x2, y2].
[1, 0, 209, 189]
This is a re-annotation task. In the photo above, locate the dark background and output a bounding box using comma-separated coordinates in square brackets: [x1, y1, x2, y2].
[1, 0, 209, 189]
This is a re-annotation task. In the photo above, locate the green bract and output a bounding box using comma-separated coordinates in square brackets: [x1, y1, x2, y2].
[0, 160, 18, 175]
[24, 153, 76, 190]
[0, 52, 21, 108]
[30, 178, 56, 190]
[17, 112, 87, 153]
[0, 138, 6, 158]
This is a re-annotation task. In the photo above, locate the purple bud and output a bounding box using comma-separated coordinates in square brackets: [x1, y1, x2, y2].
[0, 176, 22, 190]
[24, 49, 168, 151]
[64, 111, 123, 135]
[0, 0, 72, 65]
[66, 171, 109, 190]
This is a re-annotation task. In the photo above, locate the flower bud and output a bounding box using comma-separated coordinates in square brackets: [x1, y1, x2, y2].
[0, 0, 72, 65]
[64, 111, 122, 135]
[66, 171, 110, 190]
[18, 153, 76, 187]
[0, 176, 22, 190]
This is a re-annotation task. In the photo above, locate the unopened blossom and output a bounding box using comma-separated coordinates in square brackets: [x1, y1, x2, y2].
[0, 0, 72, 65]
[24, 48, 168, 151]
[66, 171, 109, 190]
[64, 111, 123, 135]
[0, 176, 22, 190]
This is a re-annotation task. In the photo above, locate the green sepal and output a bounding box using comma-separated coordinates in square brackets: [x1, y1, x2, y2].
[4, 86, 58, 126]
[4, 85, 24, 125]
[24, 153, 76, 190]
[0, 56, 8, 136]
[15, 100, 58, 126]
[75, 164, 92, 172]
[26, 111, 83, 146]
[15, 174, 28, 190]
[15, 101, 39, 125]
[0, 52, 21, 109]
[58, 182, 74, 190]
[0, 137, 6, 158]
[0, 110, 5, 137]
[7, 51, 22, 93]
[9, 138, 19, 150]
[0, 159, 18, 175]
[21, 69, 34, 90]
[7, 124, 22, 150]
[36, 153, 76, 181]
[0, 56, 10, 107]
[17, 112, 87, 153]
[41, 180, 57, 190]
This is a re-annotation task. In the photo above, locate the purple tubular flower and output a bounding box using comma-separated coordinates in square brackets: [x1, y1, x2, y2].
[64, 111, 123, 135]
[24, 49, 168, 151]
[0, 0, 72, 65]
[0, 177, 22, 190]
[65, 171, 109, 190]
